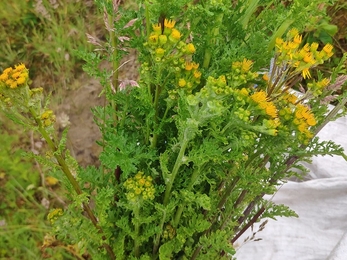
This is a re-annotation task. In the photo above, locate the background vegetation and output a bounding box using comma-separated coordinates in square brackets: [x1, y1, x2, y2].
[1, 0, 347, 259]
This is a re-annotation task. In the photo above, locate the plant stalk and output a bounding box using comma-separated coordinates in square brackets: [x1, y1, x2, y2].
[163, 132, 190, 206]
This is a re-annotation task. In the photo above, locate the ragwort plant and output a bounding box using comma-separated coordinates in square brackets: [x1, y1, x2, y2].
[1, 0, 347, 259]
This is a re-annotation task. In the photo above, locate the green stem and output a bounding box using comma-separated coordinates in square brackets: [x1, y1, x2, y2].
[151, 84, 161, 148]
[173, 167, 201, 227]
[134, 204, 141, 257]
[202, 48, 212, 69]
[313, 95, 347, 137]
[144, 0, 151, 39]
[163, 132, 190, 206]
[108, 11, 119, 127]
[152, 209, 167, 255]
[29, 108, 115, 259]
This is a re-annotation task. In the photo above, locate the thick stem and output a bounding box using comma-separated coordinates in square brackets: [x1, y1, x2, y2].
[163, 132, 190, 206]
[173, 167, 201, 227]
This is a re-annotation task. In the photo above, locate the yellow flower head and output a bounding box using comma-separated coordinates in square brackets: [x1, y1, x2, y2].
[186, 43, 196, 54]
[323, 43, 333, 55]
[158, 34, 167, 45]
[303, 53, 314, 64]
[14, 63, 26, 71]
[185, 62, 193, 71]
[288, 28, 299, 38]
[262, 73, 269, 81]
[193, 70, 202, 79]
[155, 48, 165, 58]
[169, 28, 181, 42]
[241, 58, 253, 72]
[164, 19, 176, 29]
[0, 73, 8, 81]
[293, 34, 302, 44]
[178, 78, 186, 87]
[318, 78, 330, 88]
[302, 68, 311, 79]
[306, 114, 316, 126]
[149, 34, 159, 45]
[152, 23, 162, 34]
[310, 42, 319, 52]
[264, 102, 278, 118]
[1, 64, 28, 88]
[11, 71, 21, 79]
[16, 76, 26, 85]
[275, 37, 284, 46]
[251, 90, 268, 103]
[9, 81, 17, 89]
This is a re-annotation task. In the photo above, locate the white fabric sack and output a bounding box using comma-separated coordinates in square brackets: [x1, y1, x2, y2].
[235, 115, 347, 260]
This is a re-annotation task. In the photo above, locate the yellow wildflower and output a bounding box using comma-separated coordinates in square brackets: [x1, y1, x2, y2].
[3, 68, 13, 74]
[293, 34, 302, 44]
[11, 71, 21, 79]
[264, 102, 278, 118]
[318, 78, 330, 88]
[9, 81, 17, 89]
[298, 122, 308, 133]
[164, 19, 175, 29]
[262, 73, 269, 81]
[45, 176, 59, 186]
[323, 43, 333, 55]
[251, 90, 268, 103]
[192, 62, 199, 69]
[186, 43, 196, 54]
[193, 70, 201, 79]
[306, 115, 316, 126]
[5, 79, 13, 86]
[310, 42, 319, 52]
[149, 34, 159, 45]
[302, 68, 311, 79]
[0, 73, 8, 81]
[303, 53, 314, 64]
[178, 78, 186, 87]
[169, 28, 181, 42]
[158, 34, 167, 45]
[16, 76, 26, 85]
[240, 88, 249, 96]
[185, 62, 193, 71]
[14, 63, 26, 71]
[152, 23, 162, 34]
[288, 28, 299, 38]
[241, 58, 253, 72]
[303, 43, 310, 52]
[155, 48, 165, 58]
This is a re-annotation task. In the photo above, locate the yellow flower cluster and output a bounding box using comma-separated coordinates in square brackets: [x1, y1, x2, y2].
[250, 90, 278, 118]
[199, 75, 233, 98]
[229, 58, 258, 84]
[145, 19, 201, 98]
[0, 64, 29, 89]
[292, 104, 316, 140]
[123, 171, 155, 203]
[147, 19, 196, 58]
[176, 61, 201, 94]
[41, 109, 56, 127]
[275, 29, 334, 79]
[47, 208, 63, 224]
[162, 224, 176, 240]
[307, 78, 330, 96]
